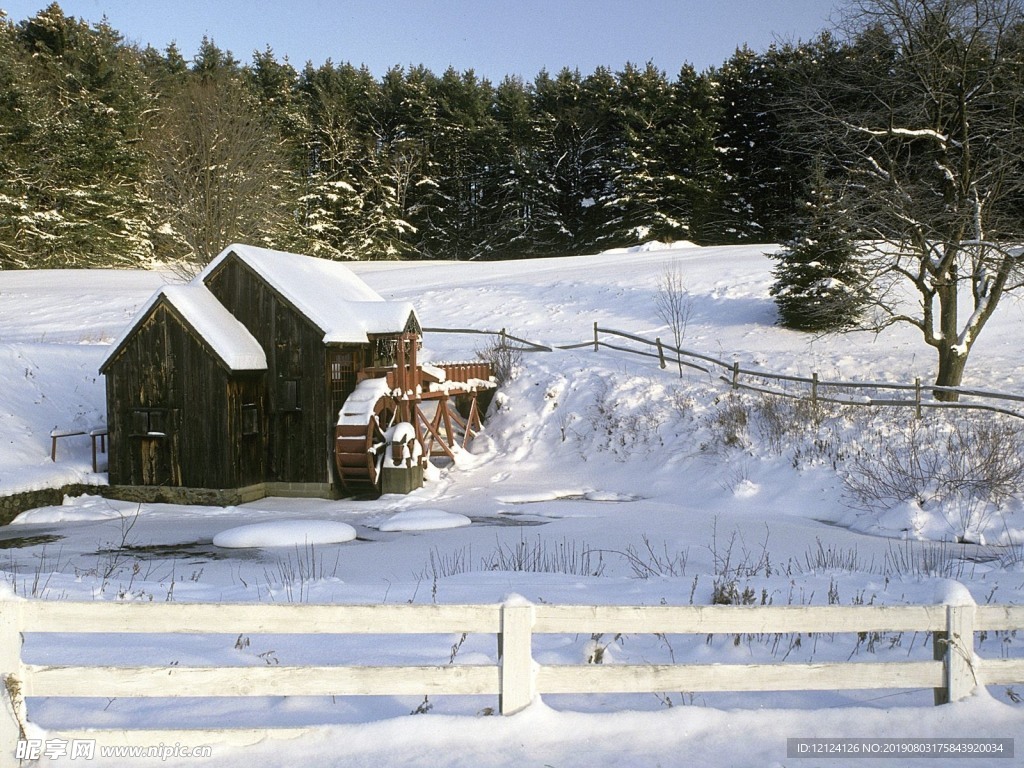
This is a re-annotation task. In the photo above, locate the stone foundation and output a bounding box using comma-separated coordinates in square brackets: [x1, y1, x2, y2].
[1, 481, 346, 525]
[381, 464, 424, 495]
[0, 484, 99, 526]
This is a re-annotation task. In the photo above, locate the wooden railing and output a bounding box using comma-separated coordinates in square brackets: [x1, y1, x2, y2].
[2, 597, 1023, 762]
[436, 362, 494, 386]
[424, 327, 553, 353]
[588, 324, 1024, 419]
[424, 325, 1024, 420]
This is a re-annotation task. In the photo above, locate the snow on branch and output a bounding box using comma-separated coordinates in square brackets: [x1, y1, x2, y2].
[841, 120, 955, 148]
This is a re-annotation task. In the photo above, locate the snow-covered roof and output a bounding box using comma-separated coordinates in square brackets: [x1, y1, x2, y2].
[201, 244, 417, 344]
[101, 284, 267, 373]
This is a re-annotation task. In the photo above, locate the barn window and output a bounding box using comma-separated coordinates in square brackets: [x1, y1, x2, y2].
[329, 350, 356, 398]
[132, 409, 167, 437]
[278, 378, 302, 412]
[329, 351, 356, 384]
[241, 403, 259, 436]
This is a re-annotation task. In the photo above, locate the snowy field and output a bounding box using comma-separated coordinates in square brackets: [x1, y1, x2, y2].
[1, 242, 1023, 767]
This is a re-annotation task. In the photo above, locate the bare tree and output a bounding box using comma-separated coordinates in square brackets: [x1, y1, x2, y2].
[655, 263, 695, 377]
[146, 78, 296, 274]
[796, 0, 1024, 399]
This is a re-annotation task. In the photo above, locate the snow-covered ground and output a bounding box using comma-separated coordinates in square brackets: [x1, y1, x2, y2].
[1, 243, 1022, 767]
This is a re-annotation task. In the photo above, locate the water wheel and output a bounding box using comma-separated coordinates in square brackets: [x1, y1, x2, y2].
[335, 380, 398, 494]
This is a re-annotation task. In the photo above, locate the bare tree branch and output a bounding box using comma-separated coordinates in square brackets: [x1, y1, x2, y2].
[788, 0, 1024, 398]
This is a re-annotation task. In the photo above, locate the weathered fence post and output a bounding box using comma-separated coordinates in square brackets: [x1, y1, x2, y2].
[498, 598, 535, 715]
[811, 372, 818, 408]
[656, 338, 666, 370]
[915, 377, 922, 419]
[932, 627, 949, 706]
[731, 361, 740, 389]
[0, 599, 27, 759]
[593, 322, 599, 352]
[944, 604, 977, 703]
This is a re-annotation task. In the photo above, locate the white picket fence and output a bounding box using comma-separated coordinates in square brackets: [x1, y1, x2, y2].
[2, 598, 1024, 763]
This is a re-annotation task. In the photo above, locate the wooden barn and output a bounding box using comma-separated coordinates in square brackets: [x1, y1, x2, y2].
[100, 243, 434, 501]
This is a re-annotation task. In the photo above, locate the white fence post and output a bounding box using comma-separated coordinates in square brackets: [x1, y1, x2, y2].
[945, 604, 977, 702]
[499, 599, 535, 715]
[0, 599, 26, 763]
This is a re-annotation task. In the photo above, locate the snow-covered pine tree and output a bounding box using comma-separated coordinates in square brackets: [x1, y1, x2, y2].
[480, 76, 555, 259]
[0, 12, 35, 268]
[529, 68, 610, 255]
[709, 45, 808, 245]
[417, 67, 499, 260]
[351, 66, 433, 259]
[3, 5, 152, 268]
[597, 62, 691, 248]
[769, 169, 867, 332]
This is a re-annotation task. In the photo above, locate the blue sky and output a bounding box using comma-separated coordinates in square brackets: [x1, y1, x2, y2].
[2, 1, 837, 79]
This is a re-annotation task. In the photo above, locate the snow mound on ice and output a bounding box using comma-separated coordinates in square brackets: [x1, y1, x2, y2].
[378, 508, 472, 532]
[212, 520, 357, 548]
[11, 494, 129, 524]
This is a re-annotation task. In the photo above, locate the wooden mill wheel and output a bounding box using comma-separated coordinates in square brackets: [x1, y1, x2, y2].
[335, 384, 398, 494]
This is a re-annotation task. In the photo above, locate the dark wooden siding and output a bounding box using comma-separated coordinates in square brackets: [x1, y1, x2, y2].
[104, 302, 266, 488]
[204, 253, 355, 485]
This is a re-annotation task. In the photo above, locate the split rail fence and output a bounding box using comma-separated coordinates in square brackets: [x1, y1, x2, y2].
[427, 325, 1024, 420]
[2, 599, 1024, 763]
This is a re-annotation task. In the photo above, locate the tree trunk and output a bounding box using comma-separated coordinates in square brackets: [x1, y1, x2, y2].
[934, 346, 968, 402]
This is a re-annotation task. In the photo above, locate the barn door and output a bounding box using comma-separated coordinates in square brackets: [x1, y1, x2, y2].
[130, 408, 177, 485]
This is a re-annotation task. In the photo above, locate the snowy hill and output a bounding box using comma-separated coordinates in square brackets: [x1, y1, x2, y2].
[0, 243, 1022, 767]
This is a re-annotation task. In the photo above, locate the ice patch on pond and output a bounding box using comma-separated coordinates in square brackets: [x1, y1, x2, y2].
[378, 508, 472, 532]
[582, 490, 638, 502]
[212, 520, 357, 548]
[497, 490, 589, 504]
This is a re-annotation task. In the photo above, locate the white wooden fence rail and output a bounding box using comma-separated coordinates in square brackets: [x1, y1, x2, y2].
[2, 599, 1024, 764]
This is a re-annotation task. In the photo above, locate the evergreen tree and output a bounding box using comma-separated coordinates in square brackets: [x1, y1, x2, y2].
[2, 4, 152, 267]
[0, 4, 836, 267]
[709, 45, 806, 244]
[0, 11, 36, 268]
[531, 68, 611, 254]
[482, 76, 555, 258]
[296, 61, 375, 259]
[598, 62, 691, 247]
[139, 41, 188, 81]
[418, 67, 499, 259]
[769, 168, 868, 331]
[248, 46, 303, 138]
[357, 65, 435, 259]
[191, 36, 240, 80]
